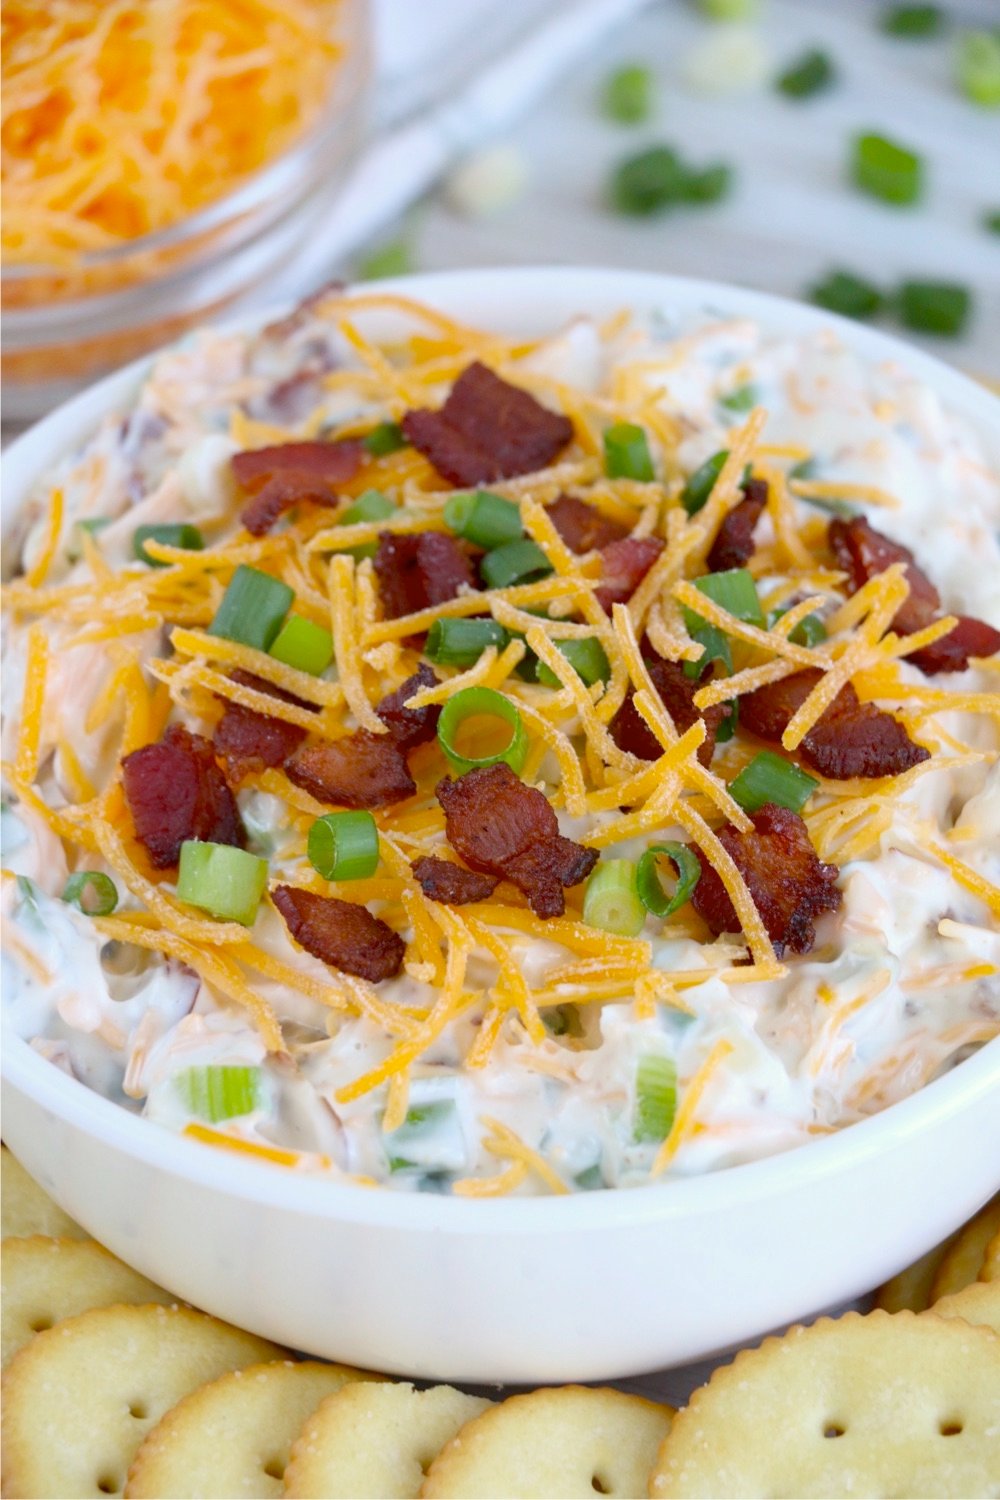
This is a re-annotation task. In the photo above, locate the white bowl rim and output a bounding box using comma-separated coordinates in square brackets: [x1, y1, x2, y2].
[3, 263, 999, 1234]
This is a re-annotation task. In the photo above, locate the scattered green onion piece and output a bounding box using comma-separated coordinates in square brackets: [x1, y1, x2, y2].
[582, 859, 646, 937]
[809, 269, 885, 320]
[686, 567, 765, 628]
[851, 132, 924, 205]
[956, 30, 1000, 106]
[636, 843, 701, 920]
[479, 539, 553, 590]
[443, 490, 524, 549]
[176, 841, 269, 926]
[268, 615, 334, 675]
[340, 489, 396, 526]
[681, 162, 733, 203]
[364, 421, 406, 457]
[210, 565, 293, 652]
[715, 698, 738, 743]
[356, 240, 413, 280]
[575, 1163, 605, 1191]
[386, 1100, 456, 1171]
[697, 0, 757, 19]
[897, 280, 972, 336]
[683, 623, 733, 681]
[307, 811, 379, 882]
[776, 49, 835, 99]
[788, 457, 817, 482]
[719, 382, 760, 413]
[176, 1065, 262, 1123]
[537, 637, 611, 689]
[77, 517, 111, 537]
[426, 618, 510, 667]
[610, 145, 688, 215]
[729, 750, 819, 815]
[769, 606, 828, 647]
[133, 523, 204, 567]
[602, 64, 654, 124]
[983, 208, 1000, 235]
[880, 4, 943, 36]
[436, 687, 529, 775]
[680, 450, 727, 515]
[634, 1054, 678, 1143]
[62, 871, 118, 917]
[603, 422, 655, 481]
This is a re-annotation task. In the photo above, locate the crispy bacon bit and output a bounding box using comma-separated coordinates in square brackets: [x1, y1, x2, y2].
[401, 362, 573, 487]
[741, 669, 929, 780]
[595, 535, 664, 613]
[232, 440, 365, 536]
[213, 670, 315, 781]
[373, 531, 475, 621]
[122, 724, 244, 870]
[547, 493, 629, 553]
[610, 654, 725, 768]
[707, 480, 768, 572]
[272, 885, 404, 982]
[376, 664, 441, 750]
[691, 804, 841, 958]
[411, 856, 499, 905]
[238, 474, 336, 537]
[908, 615, 1000, 675]
[286, 733, 415, 809]
[436, 763, 597, 918]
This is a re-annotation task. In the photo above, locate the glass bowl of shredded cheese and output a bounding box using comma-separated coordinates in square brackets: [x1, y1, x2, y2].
[1, 0, 371, 420]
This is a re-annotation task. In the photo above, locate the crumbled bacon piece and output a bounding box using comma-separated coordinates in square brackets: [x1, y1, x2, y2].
[286, 733, 415, 809]
[740, 669, 928, 780]
[546, 493, 629, 553]
[373, 532, 476, 622]
[707, 480, 768, 573]
[213, 670, 315, 781]
[232, 440, 365, 536]
[401, 362, 573, 486]
[691, 804, 841, 957]
[239, 474, 338, 537]
[376, 664, 441, 750]
[908, 615, 1000, 675]
[122, 724, 244, 870]
[272, 885, 404, 982]
[594, 535, 664, 613]
[436, 763, 597, 918]
[610, 654, 725, 768]
[411, 856, 499, 905]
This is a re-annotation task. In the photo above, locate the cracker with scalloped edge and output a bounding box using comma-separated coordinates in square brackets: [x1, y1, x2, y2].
[649, 1310, 1000, 1498]
[930, 1197, 1000, 1302]
[420, 1385, 674, 1499]
[875, 1234, 956, 1313]
[2, 1235, 175, 1369]
[1, 1145, 87, 1240]
[284, 1381, 490, 1499]
[981, 1231, 999, 1283]
[929, 1280, 1000, 1336]
[1, 1303, 283, 1498]
[125, 1359, 378, 1498]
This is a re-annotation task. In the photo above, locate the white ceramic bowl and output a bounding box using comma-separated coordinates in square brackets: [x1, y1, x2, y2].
[3, 268, 1000, 1384]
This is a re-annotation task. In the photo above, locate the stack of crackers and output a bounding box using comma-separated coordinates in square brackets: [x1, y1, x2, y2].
[2, 1145, 997, 1498]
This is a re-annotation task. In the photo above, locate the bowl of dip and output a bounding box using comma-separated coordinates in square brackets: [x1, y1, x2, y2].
[2, 267, 999, 1383]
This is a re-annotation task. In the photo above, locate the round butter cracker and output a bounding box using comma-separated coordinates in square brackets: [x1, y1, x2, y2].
[875, 1235, 956, 1313]
[1, 1145, 87, 1240]
[981, 1230, 999, 1283]
[930, 1197, 1000, 1302]
[929, 1280, 1000, 1336]
[1, 1302, 283, 1498]
[650, 1310, 1000, 1498]
[284, 1381, 490, 1498]
[126, 1358, 376, 1498]
[2, 1235, 175, 1369]
[420, 1385, 674, 1499]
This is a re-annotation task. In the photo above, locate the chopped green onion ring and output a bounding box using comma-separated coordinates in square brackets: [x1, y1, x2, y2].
[602, 63, 654, 124]
[582, 859, 646, 937]
[686, 567, 765, 628]
[634, 1054, 678, 1142]
[364, 422, 407, 457]
[444, 490, 524, 549]
[680, 450, 727, 515]
[479, 539, 553, 590]
[62, 871, 118, 917]
[729, 750, 819, 815]
[426, 618, 510, 667]
[603, 422, 655, 481]
[133, 523, 204, 567]
[308, 811, 380, 882]
[268, 615, 334, 675]
[636, 843, 701, 919]
[210, 565, 294, 652]
[176, 841, 269, 926]
[537, 637, 611, 689]
[436, 687, 529, 775]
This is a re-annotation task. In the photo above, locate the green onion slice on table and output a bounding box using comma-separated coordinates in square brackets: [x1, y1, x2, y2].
[851, 132, 924, 205]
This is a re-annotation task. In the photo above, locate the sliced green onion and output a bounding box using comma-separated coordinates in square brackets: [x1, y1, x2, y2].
[210, 565, 293, 652]
[897, 281, 972, 336]
[776, 49, 835, 98]
[880, 4, 943, 36]
[364, 421, 406, 457]
[356, 240, 413, 280]
[582, 859, 646, 937]
[636, 843, 701, 919]
[729, 750, 819, 815]
[697, 0, 757, 16]
[602, 64, 654, 124]
[686, 567, 765, 628]
[680, 450, 727, 515]
[62, 871, 118, 917]
[426, 618, 510, 667]
[956, 30, 1000, 106]
[308, 811, 379, 882]
[480, 539, 553, 590]
[386, 1100, 456, 1172]
[437, 687, 529, 775]
[769, 606, 828, 647]
[715, 698, 739, 743]
[681, 163, 733, 203]
[610, 145, 688, 215]
[683, 623, 733, 681]
[176, 1065, 262, 1123]
[634, 1054, 677, 1143]
[575, 1163, 605, 1191]
[851, 132, 924, 206]
[603, 422, 655, 481]
[133, 523, 204, 567]
[444, 490, 523, 549]
[268, 615, 334, 675]
[719, 383, 759, 414]
[983, 208, 1000, 235]
[340, 489, 396, 526]
[809, 269, 885, 320]
[537, 637, 611, 689]
[176, 841, 269, 926]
